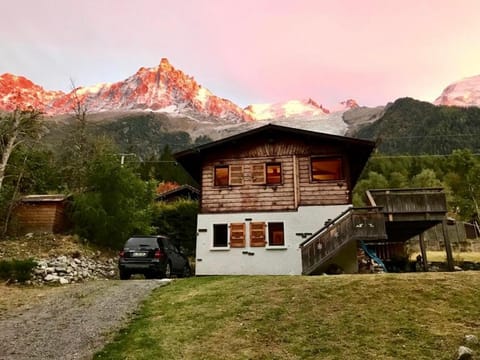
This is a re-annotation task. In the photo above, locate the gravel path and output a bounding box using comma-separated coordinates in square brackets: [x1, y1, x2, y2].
[0, 279, 170, 360]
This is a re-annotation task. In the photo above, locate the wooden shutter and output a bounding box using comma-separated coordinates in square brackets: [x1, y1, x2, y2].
[252, 164, 266, 184]
[229, 223, 246, 247]
[229, 165, 244, 185]
[250, 222, 266, 247]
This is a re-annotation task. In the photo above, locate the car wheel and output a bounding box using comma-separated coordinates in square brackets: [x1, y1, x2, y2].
[164, 262, 172, 278]
[180, 263, 191, 278]
[119, 269, 130, 280]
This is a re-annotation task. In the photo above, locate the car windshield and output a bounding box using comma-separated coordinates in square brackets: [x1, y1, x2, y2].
[125, 237, 159, 248]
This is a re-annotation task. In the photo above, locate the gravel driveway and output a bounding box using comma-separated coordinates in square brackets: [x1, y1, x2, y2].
[0, 279, 170, 360]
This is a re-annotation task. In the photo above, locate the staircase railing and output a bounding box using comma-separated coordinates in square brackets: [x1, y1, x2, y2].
[300, 207, 387, 275]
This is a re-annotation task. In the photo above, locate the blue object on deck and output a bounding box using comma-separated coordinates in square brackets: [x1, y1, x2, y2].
[360, 240, 388, 272]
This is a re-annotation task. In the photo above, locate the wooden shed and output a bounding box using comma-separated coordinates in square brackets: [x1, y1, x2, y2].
[10, 195, 71, 235]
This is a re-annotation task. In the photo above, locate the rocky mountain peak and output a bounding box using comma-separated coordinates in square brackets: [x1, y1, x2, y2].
[0, 59, 252, 123]
[434, 74, 480, 107]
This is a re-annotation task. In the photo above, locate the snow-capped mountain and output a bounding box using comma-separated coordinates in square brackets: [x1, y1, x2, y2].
[0, 73, 64, 112]
[0, 58, 366, 137]
[0, 58, 251, 123]
[435, 74, 480, 107]
[244, 98, 359, 121]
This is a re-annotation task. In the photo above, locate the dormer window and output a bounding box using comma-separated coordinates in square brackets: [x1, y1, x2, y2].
[311, 156, 343, 181]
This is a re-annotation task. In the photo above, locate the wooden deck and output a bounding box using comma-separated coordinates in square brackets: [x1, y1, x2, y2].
[366, 188, 448, 242]
[300, 188, 450, 274]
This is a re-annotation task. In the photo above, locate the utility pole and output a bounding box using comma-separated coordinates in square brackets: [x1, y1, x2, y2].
[119, 153, 136, 166]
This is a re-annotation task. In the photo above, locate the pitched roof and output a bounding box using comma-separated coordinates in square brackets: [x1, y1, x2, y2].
[174, 123, 375, 186]
[155, 184, 200, 201]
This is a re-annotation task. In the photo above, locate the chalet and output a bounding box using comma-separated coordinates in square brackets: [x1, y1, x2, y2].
[176, 124, 452, 275]
[175, 124, 376, 274]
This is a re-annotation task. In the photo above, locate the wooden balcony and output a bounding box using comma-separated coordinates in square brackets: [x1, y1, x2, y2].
[366, 188, 448, 242]
[366, 188, 447, 222]
[300, 207, 387, 275]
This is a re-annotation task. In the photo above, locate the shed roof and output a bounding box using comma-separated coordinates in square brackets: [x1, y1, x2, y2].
[20, 194, 70, 203]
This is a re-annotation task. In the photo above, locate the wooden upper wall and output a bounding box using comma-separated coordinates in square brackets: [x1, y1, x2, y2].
[200, 137, 352, 213]
[174, 124, 375, 214]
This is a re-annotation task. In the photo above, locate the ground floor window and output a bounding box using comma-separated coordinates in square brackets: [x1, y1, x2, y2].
[230, 223, 246, 247]
[213, 224, 228, 247]
[268, 222, 285, 246]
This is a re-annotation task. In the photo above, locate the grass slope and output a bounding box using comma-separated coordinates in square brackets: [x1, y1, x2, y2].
[95, 274, 480, 359]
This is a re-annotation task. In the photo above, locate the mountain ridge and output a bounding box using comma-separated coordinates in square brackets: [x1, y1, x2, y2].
[0, 58, 360, 124]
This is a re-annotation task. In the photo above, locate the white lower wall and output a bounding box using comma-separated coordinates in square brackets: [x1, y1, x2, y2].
[195, 205, 350, 275]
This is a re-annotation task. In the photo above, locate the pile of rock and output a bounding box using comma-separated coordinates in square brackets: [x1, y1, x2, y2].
[31, 255, 118, 285]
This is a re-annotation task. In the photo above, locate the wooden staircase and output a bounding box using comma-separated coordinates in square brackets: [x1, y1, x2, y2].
[300, 207, 387, 275]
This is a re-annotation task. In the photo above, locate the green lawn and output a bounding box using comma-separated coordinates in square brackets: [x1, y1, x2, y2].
[95, 273, 480, 360]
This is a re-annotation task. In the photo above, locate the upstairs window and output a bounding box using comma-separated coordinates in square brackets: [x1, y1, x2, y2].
[214, 166, 229, 186]
[266, 163, 282, 185]
[268, 222, 285, 246]
[214, 165, 244, 186]
[252, 164, 266, 184]
[311, 157, 343, 181]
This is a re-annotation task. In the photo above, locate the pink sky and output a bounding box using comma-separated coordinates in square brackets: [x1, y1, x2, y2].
[2, 0, 480, 108]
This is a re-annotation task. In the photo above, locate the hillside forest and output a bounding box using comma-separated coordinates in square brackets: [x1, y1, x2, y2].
[0, 99, 479, 253]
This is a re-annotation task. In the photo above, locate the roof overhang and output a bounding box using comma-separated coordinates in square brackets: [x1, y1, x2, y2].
[174, 124, 375, 187]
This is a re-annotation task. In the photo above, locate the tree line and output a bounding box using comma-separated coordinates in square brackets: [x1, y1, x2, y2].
[1, 105, 479, 252]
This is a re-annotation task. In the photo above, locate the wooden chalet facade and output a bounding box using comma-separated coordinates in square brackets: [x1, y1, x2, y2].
[175, 124, 376, 275]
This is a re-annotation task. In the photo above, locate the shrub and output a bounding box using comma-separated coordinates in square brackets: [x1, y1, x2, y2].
[0, 258, 37, 283]
[152, 199, 199, 256]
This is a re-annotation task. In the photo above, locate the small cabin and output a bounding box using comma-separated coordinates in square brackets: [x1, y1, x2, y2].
[10, 195, 71, 235]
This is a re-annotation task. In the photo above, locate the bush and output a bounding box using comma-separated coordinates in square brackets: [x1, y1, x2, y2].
[71, 145, 155, 249]
[0, 258, 37, 283]
[152, 199, 199, 256]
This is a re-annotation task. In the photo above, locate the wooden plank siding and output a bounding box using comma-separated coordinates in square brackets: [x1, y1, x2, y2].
[200, 139, 354, 213]
[12, 201, 69, 234]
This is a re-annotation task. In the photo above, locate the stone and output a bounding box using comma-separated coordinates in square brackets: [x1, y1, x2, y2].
[59, 277, 69, 285]
[44, 274, 59, 282]
[464, 335, 479, 345]
[454, 265, 463, 271]
[456, 346, 473, 360]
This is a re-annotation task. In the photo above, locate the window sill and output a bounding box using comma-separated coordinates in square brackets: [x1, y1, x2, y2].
[210, 247, 230, 251]
[266, 246, 288, 250]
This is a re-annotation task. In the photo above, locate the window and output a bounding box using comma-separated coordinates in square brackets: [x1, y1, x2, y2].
[213, 224, 228, 247]
[250, 222, 266, 247]
[311, 157, 343, 181]
[266, 163, 282, 185]
[229, 165, 244, 185]
[214, 165, 243, 186]
[214, 166, 229, 186]
[252, 164, 266, 184]
[268, 222, 285, 246]
[229, 223, 246, 247]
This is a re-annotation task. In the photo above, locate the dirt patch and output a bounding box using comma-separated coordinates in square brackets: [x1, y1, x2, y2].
[0, 234, 117, 261]
[0, 279, 169, 360]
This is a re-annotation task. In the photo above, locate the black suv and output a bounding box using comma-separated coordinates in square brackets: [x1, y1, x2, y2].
[118, 235, 191, 279]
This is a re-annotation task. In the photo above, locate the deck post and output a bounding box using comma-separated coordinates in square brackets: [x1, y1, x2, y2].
[442, 219, 455, 271]
[418, 233, 428, 271]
